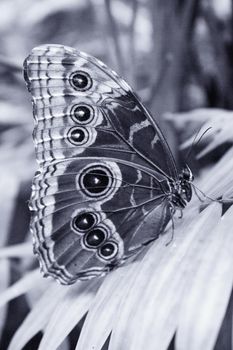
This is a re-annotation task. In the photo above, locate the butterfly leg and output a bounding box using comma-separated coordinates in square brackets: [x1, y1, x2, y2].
[192, 184, 206, 202]
[178, 208, 183, 219]
[165, 203, 176, 246]
[192, 184, 232, 204]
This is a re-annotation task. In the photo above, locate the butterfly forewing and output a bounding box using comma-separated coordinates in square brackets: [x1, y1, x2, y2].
[24, 44, 177, 284]
[25, 45, 177, 178]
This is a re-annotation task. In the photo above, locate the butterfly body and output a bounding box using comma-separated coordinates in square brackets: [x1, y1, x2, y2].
[24, 45, 193, 284]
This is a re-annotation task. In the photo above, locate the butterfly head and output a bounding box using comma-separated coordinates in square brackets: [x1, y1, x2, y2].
[180, 165, 194, 183]
[179, 165, 194, 204]
[169, 165, 193, 209]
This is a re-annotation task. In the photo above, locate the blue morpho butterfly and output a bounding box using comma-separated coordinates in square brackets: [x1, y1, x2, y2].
[24, 45, 193, 285]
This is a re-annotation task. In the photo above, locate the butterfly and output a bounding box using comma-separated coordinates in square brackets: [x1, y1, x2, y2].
[24, 44, 193, 285]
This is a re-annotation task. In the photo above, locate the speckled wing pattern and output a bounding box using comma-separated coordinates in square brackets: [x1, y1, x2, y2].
[24, 44, 178, 284]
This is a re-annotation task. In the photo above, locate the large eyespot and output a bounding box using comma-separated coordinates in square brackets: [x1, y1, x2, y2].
[79, 165, 113, 197]
[83, 227, 107, 248]
[72, 212, 97, 232]
[68, 126, 89, 145]
[70, 71, 92, 91]
[98, 241, 118, 260]
[71, 105, 94, 125]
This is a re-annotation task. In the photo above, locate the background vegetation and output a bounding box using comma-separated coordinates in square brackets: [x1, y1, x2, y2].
[0, 0, 233, 349]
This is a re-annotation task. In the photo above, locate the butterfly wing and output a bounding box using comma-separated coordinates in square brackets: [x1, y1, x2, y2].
[24, 45, 175, 284]
[24, 44, 177, 178]
[30, 158, 170, 284]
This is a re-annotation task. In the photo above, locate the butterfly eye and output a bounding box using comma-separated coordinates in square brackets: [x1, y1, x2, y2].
[68, 126, 89, 145]
[70, 71, 92, 91]
[84, 228, 107, 248]
[72, 212, 97, 232]
[98, 241, 118, 260]
[79, 166, 113, 197]
[72, 105, 94, 124]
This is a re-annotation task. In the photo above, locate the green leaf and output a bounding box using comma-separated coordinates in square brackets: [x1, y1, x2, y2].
[176, 205, 233, 350]
[0, 269, 42, 308]
[8, 283, 69, 350]
[38, 280, 100, 350]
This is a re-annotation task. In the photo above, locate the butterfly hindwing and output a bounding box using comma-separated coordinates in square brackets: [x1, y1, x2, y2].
[29, 157, 171, 284]
[24, 45, 175, 284]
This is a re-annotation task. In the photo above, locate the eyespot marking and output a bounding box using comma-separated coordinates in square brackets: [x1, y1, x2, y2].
[83, 227, 107, 248]
[72, 212, 97, 232]
[68, 126, 89, 145]
[78, 165, 113, 198]
[71, 104, 94, 125]
[98, 241, 118, 260]
[70, 71, 92, 91]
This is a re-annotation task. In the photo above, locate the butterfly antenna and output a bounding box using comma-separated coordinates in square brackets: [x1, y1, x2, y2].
[184, 126, 212, 164]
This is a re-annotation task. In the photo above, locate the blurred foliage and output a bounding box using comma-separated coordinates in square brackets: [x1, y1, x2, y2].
[0, 0, 233, 349]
